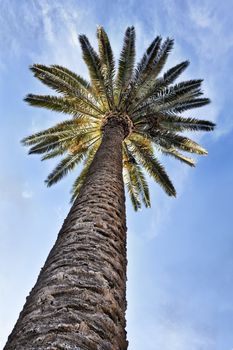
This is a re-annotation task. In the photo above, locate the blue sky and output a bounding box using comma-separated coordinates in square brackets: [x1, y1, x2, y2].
[0, 0, 233, 349]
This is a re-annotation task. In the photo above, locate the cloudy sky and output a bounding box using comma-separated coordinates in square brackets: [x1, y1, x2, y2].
[0, 0, 233, 349]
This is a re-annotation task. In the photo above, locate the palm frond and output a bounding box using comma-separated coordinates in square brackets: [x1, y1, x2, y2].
[128, 139, 176, 196]
[21, 120, 77, 146]
[152, 38, 174, 80]
[97, 26, 115, 107]
[30, 64, 103, 115]
[46, 150, 88, 187]
[28, 135, 75, 154]
[41, 148, 67, 160]
[123, 164, 141, 211]
[163, 60, 189, 85]
[24, 94, 100, 119]
[123, 143, 150, 208]
[79, 34, 109, 108]
[50, 65, 92, 92]
[171, 97, 211, 113]
[129, 60, 189, 111]
[116, 26, 135, 105]
[146, 129, 208, 155]
[159, 115, 215, 132]
[134, 37, 161, 85]
[161, 148, 196, 166]
[132, 79, 203, 116]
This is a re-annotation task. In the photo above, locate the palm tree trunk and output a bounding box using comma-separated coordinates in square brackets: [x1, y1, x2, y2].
[4, 117, 128, 350]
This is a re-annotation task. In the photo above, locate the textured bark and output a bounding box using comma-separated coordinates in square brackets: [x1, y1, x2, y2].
[4, 118, 128, 350]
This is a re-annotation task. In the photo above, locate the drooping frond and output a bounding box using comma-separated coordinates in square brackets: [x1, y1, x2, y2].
[161, 148, 196, 167]
[123, 142, 150, 210]
[116, 26, 135, 105]
[143, 129, 208, 155]
[128, 138, 176, 196]
[41, 148, 67, 161]
[46, 150, 88, 187]
[123, 165, 141, 211]
[28, 135, 74, 155]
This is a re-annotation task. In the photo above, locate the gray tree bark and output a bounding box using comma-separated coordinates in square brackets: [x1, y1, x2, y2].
[4, 117, 128, 350]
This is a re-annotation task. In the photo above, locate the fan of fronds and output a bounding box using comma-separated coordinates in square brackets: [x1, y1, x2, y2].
[22, 26, 215, 210]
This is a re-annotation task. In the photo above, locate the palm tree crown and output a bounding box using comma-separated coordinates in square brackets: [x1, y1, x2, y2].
[22, 26, 215, 210]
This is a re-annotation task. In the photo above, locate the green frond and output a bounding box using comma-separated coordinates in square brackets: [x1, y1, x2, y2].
[46, 150, 88, 187]
[123, 164, 141, 211]
[128, 140, 176, 196]
[132, 79, 203, 116]
[21, 120, 77, 146]
[24, 94, 100, 119]
[152, 38, 174, 80]
[128, 38, 175, 112]
[41, 148, 67, 161]
[50, 65, 92, 92]
[116, 26, 135, 103]
[129, 61, 189, 111]
[28, 135, 75, 154]
[135, 165, 151, 207]
[124, 37, 161, 109]
[162, 61, 190, 85]
[30, 65, 103, 115]
[97, 26, 115, 106]
[123, 142, 150, 208]
[27, 126, 99, 155]
[168, 98, 210, 114]
[159, 115, 216, 132]
[79, 34, 109, 108]
[146, 129, 208, 155]
[161, 148, 196, 166]
[134, 37, 162, 84]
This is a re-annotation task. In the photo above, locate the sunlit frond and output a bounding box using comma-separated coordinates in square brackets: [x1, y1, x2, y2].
[24, 94, 101, 119]
[161, 148, 196, 167]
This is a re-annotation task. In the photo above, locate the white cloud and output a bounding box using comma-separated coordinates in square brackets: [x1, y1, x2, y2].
[21, 189, 33, 199]
[144, 320, 214, 350]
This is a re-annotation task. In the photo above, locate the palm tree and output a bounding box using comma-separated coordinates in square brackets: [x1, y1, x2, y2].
[4, 26, 214, 350]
